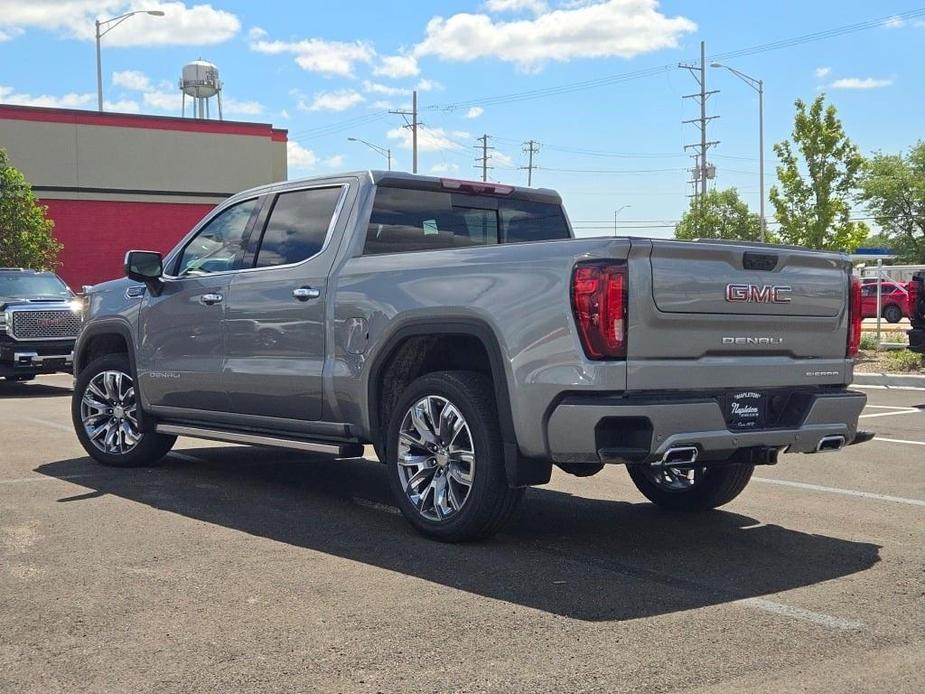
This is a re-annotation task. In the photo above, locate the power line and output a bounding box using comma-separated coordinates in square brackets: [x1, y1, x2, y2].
[429, 7, 925, 111]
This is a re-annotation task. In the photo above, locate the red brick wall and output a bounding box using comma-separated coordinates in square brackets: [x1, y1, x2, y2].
[41, 199, 215, 288]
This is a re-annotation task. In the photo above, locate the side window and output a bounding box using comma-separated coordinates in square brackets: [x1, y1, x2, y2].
[175, 199, 258, 276]
[861, 285, 877, 297]
[254, 187, 342, 268]
[501, 199, 570, 243]
[364, 188, 499, 255]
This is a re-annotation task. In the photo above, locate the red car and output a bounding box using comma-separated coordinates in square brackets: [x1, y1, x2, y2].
[859, 280, 910, 323]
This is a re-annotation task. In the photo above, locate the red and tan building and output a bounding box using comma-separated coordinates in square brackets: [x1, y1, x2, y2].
[0, 104, 287, 288]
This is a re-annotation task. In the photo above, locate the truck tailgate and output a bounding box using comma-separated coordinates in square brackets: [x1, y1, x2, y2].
[626, 239, 852, 389]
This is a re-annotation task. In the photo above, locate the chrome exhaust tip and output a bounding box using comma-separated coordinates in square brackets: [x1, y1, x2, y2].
[815, 435, 847, 453]
[656, 445, 699, 466]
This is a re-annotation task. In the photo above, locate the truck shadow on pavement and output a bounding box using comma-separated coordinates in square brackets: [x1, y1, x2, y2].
[0, 381, 72, 399]
[37, 447, 880, 622]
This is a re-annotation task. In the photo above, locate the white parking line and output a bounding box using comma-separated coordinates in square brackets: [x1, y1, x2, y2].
[864, 405, 918, 410]
[874, 436, 925, 446]
[859, 408, 923, 419]
[0, 474, 95, 486]
[736, 598, 863, 630]
[753, 477, 925, 507]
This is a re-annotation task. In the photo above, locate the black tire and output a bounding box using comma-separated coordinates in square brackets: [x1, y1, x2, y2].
[385, 370, 523, 542]
[627, 463, 754, 511]
[883, 304, 903, 324]
[72, 353, 176, 467]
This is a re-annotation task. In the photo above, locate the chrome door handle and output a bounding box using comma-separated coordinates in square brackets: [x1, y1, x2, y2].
[199, 293, 223, 306]
[293, 287, 321, 301]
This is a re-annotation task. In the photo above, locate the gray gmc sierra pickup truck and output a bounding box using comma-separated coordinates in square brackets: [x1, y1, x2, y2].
[71, 171, 871, 541]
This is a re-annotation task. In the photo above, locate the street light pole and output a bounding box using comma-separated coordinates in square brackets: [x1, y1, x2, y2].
[613, 204, 631, 236]
[711, 63, 766, 242]
[95, 10, 165, 112]
[347, 137, 392, 171]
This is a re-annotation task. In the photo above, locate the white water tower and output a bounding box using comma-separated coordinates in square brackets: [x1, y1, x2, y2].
[179, 59, 223, 120]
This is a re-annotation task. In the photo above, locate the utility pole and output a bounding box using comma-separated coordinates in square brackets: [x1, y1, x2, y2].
[475, 134, 493, 182]
[521, 139, 539, 186]
[680, 41, 720, 207]
[389, 89, 419, 173]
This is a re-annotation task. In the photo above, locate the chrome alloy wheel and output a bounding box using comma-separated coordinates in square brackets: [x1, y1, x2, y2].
[396, 395, 475, 521]
[641, 465, 706, 492]
[80, 370, 140, 455]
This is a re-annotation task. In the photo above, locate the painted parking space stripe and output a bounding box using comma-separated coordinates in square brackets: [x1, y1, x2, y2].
[0, 474, 96, 486]
[873, 436, 925, 446]
[859, 408, 924, 419]
[736, 598, 863, 630]
[753, 477, 925, 507]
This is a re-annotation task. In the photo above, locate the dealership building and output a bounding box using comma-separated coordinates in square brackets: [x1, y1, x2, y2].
[0, 104, 288, 288]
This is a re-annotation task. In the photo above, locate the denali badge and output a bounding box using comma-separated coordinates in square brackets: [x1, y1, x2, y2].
[725, 283, 792, 304]
[722, 336, 783, 345]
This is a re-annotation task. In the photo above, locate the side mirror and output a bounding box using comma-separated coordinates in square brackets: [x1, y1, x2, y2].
[125, 250, 163, 291]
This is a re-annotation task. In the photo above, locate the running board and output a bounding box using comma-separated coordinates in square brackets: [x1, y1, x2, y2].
[155, 424, 365, 458]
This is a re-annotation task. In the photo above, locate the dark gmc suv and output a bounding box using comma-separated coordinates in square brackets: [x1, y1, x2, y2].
[0, 268, 81, 382]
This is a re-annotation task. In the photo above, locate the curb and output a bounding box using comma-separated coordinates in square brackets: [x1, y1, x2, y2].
[853, 372, 925, 390]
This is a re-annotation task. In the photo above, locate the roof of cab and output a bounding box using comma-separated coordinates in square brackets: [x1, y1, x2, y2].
[225, 170, 562, 205]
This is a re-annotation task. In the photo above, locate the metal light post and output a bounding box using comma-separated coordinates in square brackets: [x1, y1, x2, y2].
[613, 205, 631, 236]
[95, 10, 165, 112]
[347, 137, 392, 171]
[711, 63, 765, 242]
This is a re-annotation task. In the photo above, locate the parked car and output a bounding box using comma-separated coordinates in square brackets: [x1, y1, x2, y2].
[0, 268, 81, 382]
[71, 172, 871, 541]
[859, 280, 910, 323]
[908, 272, 924, 353]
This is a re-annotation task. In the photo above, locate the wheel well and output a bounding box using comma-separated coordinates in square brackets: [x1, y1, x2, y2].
[374, 334, 494, 438]
[78, 333, 128, 374]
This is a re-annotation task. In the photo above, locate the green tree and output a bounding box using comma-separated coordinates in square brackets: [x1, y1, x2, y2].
[858, 141, 925, 263]
[675, 188, 767, 242]
[0, 148, 60, 270]
[769, 94, 868, 252]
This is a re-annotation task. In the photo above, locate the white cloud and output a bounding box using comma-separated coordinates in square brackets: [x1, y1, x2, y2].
[374, 54, 420, 78]
[223, 97, 264, 115]
[370, 99, 394, 110]
[387, 125, 467, 152]
[416, 78, 442, 92]
[830, 77, 893, 90]
[250, 34, 375, 77]
[279, 109, 290, 119]
[485, 0, 547, 13]
[0, 1, 240, 46]
[430, 162, 461, 173]
[363, 81, 410, 97]
[814, 67, 831, 79]
[0, 26, 24, 42]
[0, 85, 94, 109]
[324, 154, 345, 168]
[301, 89, 365, 112]
[288, 141, 318, 172]
[104, 98, 141, 113]
[143, 90, 183, 111]
[414, 0, 696, 71]
[112, 70, 152, 91]
[492, 150, 514, 167]
[883, 16, 905, 29]
[465, 106, 484, 119]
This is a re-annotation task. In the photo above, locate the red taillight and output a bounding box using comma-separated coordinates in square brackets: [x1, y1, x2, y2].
[847, 275, 862, 357]
[571, 261, 627, 359]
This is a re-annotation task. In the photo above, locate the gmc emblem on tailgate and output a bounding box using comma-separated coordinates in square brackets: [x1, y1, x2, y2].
[725, 283, 792, 304]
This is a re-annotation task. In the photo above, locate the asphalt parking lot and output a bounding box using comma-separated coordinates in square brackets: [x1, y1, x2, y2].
[1, 375, 923, 693]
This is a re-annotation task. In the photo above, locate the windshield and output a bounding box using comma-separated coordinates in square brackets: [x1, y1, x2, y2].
[0, 274, 72, 300]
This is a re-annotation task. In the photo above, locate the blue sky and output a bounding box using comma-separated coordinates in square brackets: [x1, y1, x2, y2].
[1, 0, 924, 237]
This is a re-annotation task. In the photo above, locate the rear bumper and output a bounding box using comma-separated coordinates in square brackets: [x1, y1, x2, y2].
[546, 388, 867, 464]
